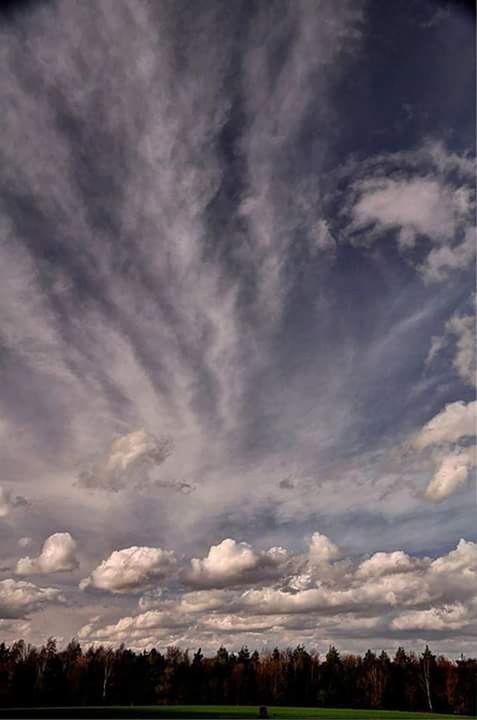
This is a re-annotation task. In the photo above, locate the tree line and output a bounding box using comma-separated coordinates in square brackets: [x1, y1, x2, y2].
[0, 639, 475, 715]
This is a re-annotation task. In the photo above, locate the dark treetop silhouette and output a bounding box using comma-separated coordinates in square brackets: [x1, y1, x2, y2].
[0, 640, 475, 715]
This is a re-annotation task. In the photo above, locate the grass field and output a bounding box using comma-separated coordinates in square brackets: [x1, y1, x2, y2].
[0, 705, 474, 719]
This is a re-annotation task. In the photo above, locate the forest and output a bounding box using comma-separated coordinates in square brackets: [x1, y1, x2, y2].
[0, 640, 475, 715]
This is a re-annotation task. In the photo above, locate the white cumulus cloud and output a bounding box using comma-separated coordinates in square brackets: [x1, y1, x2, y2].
[410, 401, 476, 501]
[187, 538, 289, 588]
[80, 546, 176, 593]
[391, 603, 472, 632]
[0, 578, 65, 619]
[424, 446, 476, 501]
[76, 536, 477, 649]
[413, 400, 476, 449]
[16, 533, 79, 575]
[307, 531, 342, 563]
[356, 550, 418, 578]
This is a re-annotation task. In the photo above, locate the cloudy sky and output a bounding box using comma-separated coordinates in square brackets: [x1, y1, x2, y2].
[0, 0, 475, 656]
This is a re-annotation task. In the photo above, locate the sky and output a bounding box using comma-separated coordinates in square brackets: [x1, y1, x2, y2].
[0, 0, 476, 657]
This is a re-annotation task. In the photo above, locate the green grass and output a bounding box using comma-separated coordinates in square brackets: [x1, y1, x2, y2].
[0, 705, 473, 719]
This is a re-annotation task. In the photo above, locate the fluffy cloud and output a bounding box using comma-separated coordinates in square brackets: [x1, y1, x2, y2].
[78, 430, 173, 492]
[77, 535, 477, 649]
[391, 603, 472, 632]
[307, 531, 342, 563]
[78, 609, 189, 647]
[239, 538, 477, 619]
[356, 550, 418, 578]
[187, 539, 289, 588]
[445, 311, 476, 387]
[410, 401, 476, 501]
[423, 227, 475, 283]
[424, 446, 476, 502]
[0, 578, 64, 619]
[352, 178, 460, 244]
[430, 538, 477, 582]
[346, 142, 475, 282]
[427, 309, 476, 387]
[16, 533, 79, 575]
[189, 540, 257, 585]
[80, 546, 176, 594]
[413, 401, 476, 449]
[239, 573, 434, 616]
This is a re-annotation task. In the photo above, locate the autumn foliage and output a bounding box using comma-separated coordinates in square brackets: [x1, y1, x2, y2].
[0, 640, 475, 715]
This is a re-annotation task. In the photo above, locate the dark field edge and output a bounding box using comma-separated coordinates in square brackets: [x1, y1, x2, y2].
[0, 707, 474, 720]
